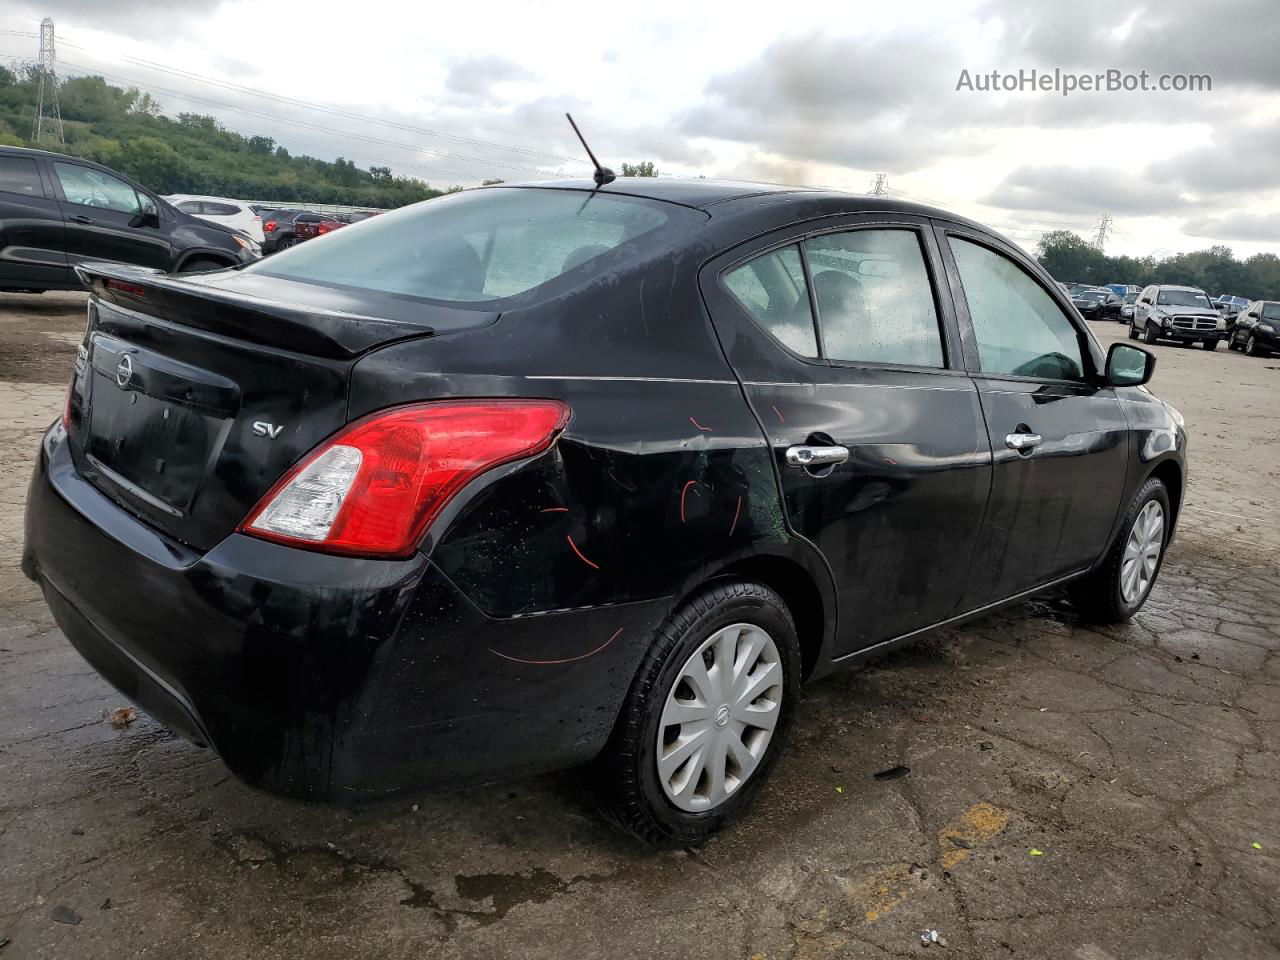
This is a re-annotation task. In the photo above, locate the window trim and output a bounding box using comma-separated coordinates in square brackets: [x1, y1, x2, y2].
[937, 224, 1102, 387]
[715, 219, 959, 375]
[0, 154, 49, 200]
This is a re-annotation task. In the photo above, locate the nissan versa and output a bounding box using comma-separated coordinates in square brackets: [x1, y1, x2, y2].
[23, 179, 1186, 846]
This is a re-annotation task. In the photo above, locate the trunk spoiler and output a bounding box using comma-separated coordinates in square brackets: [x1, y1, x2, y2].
[75, 263, 488, 360]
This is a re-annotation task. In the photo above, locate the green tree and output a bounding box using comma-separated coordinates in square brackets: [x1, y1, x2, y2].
[1035, 230, 1105, 282]
[621, 161, 658, 177]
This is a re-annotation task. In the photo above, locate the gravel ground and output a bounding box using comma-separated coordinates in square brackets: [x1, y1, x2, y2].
[1, 292, 1277, 960]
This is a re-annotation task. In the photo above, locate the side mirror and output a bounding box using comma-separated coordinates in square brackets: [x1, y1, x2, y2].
[129, 202, 160, 229]
[1105, 343, 1155, 387]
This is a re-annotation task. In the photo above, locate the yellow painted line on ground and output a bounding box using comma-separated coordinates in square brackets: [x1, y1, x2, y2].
[842, 801, 1012, 924]
[938, 800, 1011, 870]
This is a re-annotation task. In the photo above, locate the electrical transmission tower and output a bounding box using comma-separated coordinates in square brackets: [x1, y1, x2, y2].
[1092, 214, 1113, 252]
[869, 173, 888, 196]
[32, 18, 64, 146]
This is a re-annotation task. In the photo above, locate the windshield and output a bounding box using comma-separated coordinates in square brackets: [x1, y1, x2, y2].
[1077, 291, 1107, 302]
[1157, 289, 1211, 308]
[1124, 292, 1138, 302]
[247, 187, 704, 304]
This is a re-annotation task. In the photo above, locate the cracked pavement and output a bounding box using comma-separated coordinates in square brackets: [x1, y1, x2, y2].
[0, 293, 1276, 959]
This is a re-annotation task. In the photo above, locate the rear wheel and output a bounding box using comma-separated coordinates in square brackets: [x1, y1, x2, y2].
[588, 581, 800, 847]
[276, 236, 299, 250]
[1069, 476, 1170, 623]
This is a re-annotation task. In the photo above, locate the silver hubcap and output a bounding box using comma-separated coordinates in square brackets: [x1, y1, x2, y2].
[657, 623, 783, 812]
[1121, 500, 1165, 604]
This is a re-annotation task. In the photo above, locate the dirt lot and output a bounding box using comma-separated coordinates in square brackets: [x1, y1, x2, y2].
[1, 292, 1277, 960]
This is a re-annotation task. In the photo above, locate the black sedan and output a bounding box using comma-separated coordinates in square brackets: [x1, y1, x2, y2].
[1072, 288, 1123, 320]
[23, 180, 1185, 846]
[1228, 300, 1280, 356]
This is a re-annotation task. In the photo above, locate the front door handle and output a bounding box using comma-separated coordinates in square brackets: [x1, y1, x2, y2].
[785, 445, 850, 468]
[1005, 431, 1043, 452]
[70, 215, 94, 224]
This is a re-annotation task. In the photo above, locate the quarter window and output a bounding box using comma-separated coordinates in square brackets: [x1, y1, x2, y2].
[0, 156, 44, 198]
[949, 237, 1085, 381]
[54, 163, 142, 214]
[723, 244, 818, 357]
[805, 229, 944, 368]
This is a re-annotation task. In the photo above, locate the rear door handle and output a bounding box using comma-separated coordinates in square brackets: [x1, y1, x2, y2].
[70, 215, 95, 224]
[785, 445, 850, 467]
[1005, 432, 1043, 452]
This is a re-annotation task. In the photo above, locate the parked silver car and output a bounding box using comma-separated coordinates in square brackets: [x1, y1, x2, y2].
[1130, 284, 1224, 349]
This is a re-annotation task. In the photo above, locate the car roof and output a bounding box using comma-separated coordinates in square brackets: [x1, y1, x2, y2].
[1157, 285, 1206, 292]
[502, 177, 819, 209]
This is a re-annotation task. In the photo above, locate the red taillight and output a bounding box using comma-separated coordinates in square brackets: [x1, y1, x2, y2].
[239, 400, 571, 558]
[317, 222, 335, 234]
[105, 278, 146, 297]
[264, 220, 277, 233]
[61, 376, 73, 430]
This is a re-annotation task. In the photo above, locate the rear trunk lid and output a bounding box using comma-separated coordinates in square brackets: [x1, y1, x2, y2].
[68, 263, 496, 551]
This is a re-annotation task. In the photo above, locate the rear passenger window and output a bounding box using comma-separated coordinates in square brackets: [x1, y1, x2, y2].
[202, 201, 240, 216]
[175, 201, 203, 214]
[805, 229, 944, 368]
[0, 156, 44, 198]
[723, 244, 818, 358]
[949, 237, 1085, 381]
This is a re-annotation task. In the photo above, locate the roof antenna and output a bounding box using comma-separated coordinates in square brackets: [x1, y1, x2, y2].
[566, 113, 615, 187]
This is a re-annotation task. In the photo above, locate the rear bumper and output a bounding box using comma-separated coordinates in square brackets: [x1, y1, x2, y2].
[24, 423, 666, 799]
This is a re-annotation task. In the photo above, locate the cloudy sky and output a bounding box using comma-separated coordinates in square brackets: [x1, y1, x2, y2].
[2, 0, 1277, 258]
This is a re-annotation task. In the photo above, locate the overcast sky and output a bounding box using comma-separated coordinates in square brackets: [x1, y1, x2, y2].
[2, 0, 1277, 258]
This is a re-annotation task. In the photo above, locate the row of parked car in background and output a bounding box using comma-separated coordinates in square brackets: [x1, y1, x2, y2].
[1057, 280, 1275, 357]
[162, 195, 382, 253]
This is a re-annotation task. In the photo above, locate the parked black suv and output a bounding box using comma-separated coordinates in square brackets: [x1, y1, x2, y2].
[23, 180, 1186, 846]
[0, 147, 259, 293]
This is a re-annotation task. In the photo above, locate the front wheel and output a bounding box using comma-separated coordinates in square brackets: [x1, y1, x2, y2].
[1203, 338, 1219, 351]
[1143, 322, 1160, 345]
[178, 257, 229, 273]
[1245, 335, 1262, 357]
[588, 581, 800, 847]
[1128, 319, 1139, 340]
[1069, 476, 1171, 623]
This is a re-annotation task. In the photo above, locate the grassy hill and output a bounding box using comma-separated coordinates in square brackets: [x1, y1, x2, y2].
[0, 65, 450, 207]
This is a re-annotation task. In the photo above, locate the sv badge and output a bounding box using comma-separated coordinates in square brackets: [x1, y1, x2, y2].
[252, 421, 285, 439]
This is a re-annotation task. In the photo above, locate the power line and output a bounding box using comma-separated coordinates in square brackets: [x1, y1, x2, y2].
[55, 58, 566, 180]
[118, 55, 591, 168]
[43, 28, 590, 169]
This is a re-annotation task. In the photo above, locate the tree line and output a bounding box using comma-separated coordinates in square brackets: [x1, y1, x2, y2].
[0, 66, 452, 207]
[1035, 230, 1280, 301]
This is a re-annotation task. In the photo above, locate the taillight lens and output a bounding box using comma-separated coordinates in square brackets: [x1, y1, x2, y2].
[264, 220, 277, 233]
[239, 400, 571, 558]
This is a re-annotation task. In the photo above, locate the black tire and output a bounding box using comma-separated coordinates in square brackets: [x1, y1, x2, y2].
[1245, 335, 1262, 357]
[1069, 476, 1171, 624]
[1127, 320, 1139, 340]
[1143, 322, 1159, 345]
[276, 236, 299, 250]
[1203, 339, 1219, 351]
[1228, 333, 1240, 351]
[588, 580, 801, 847]
[179, 258, 229, 273]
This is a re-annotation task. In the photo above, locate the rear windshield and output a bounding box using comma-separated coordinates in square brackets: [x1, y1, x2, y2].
[246, 187, 704, 305]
